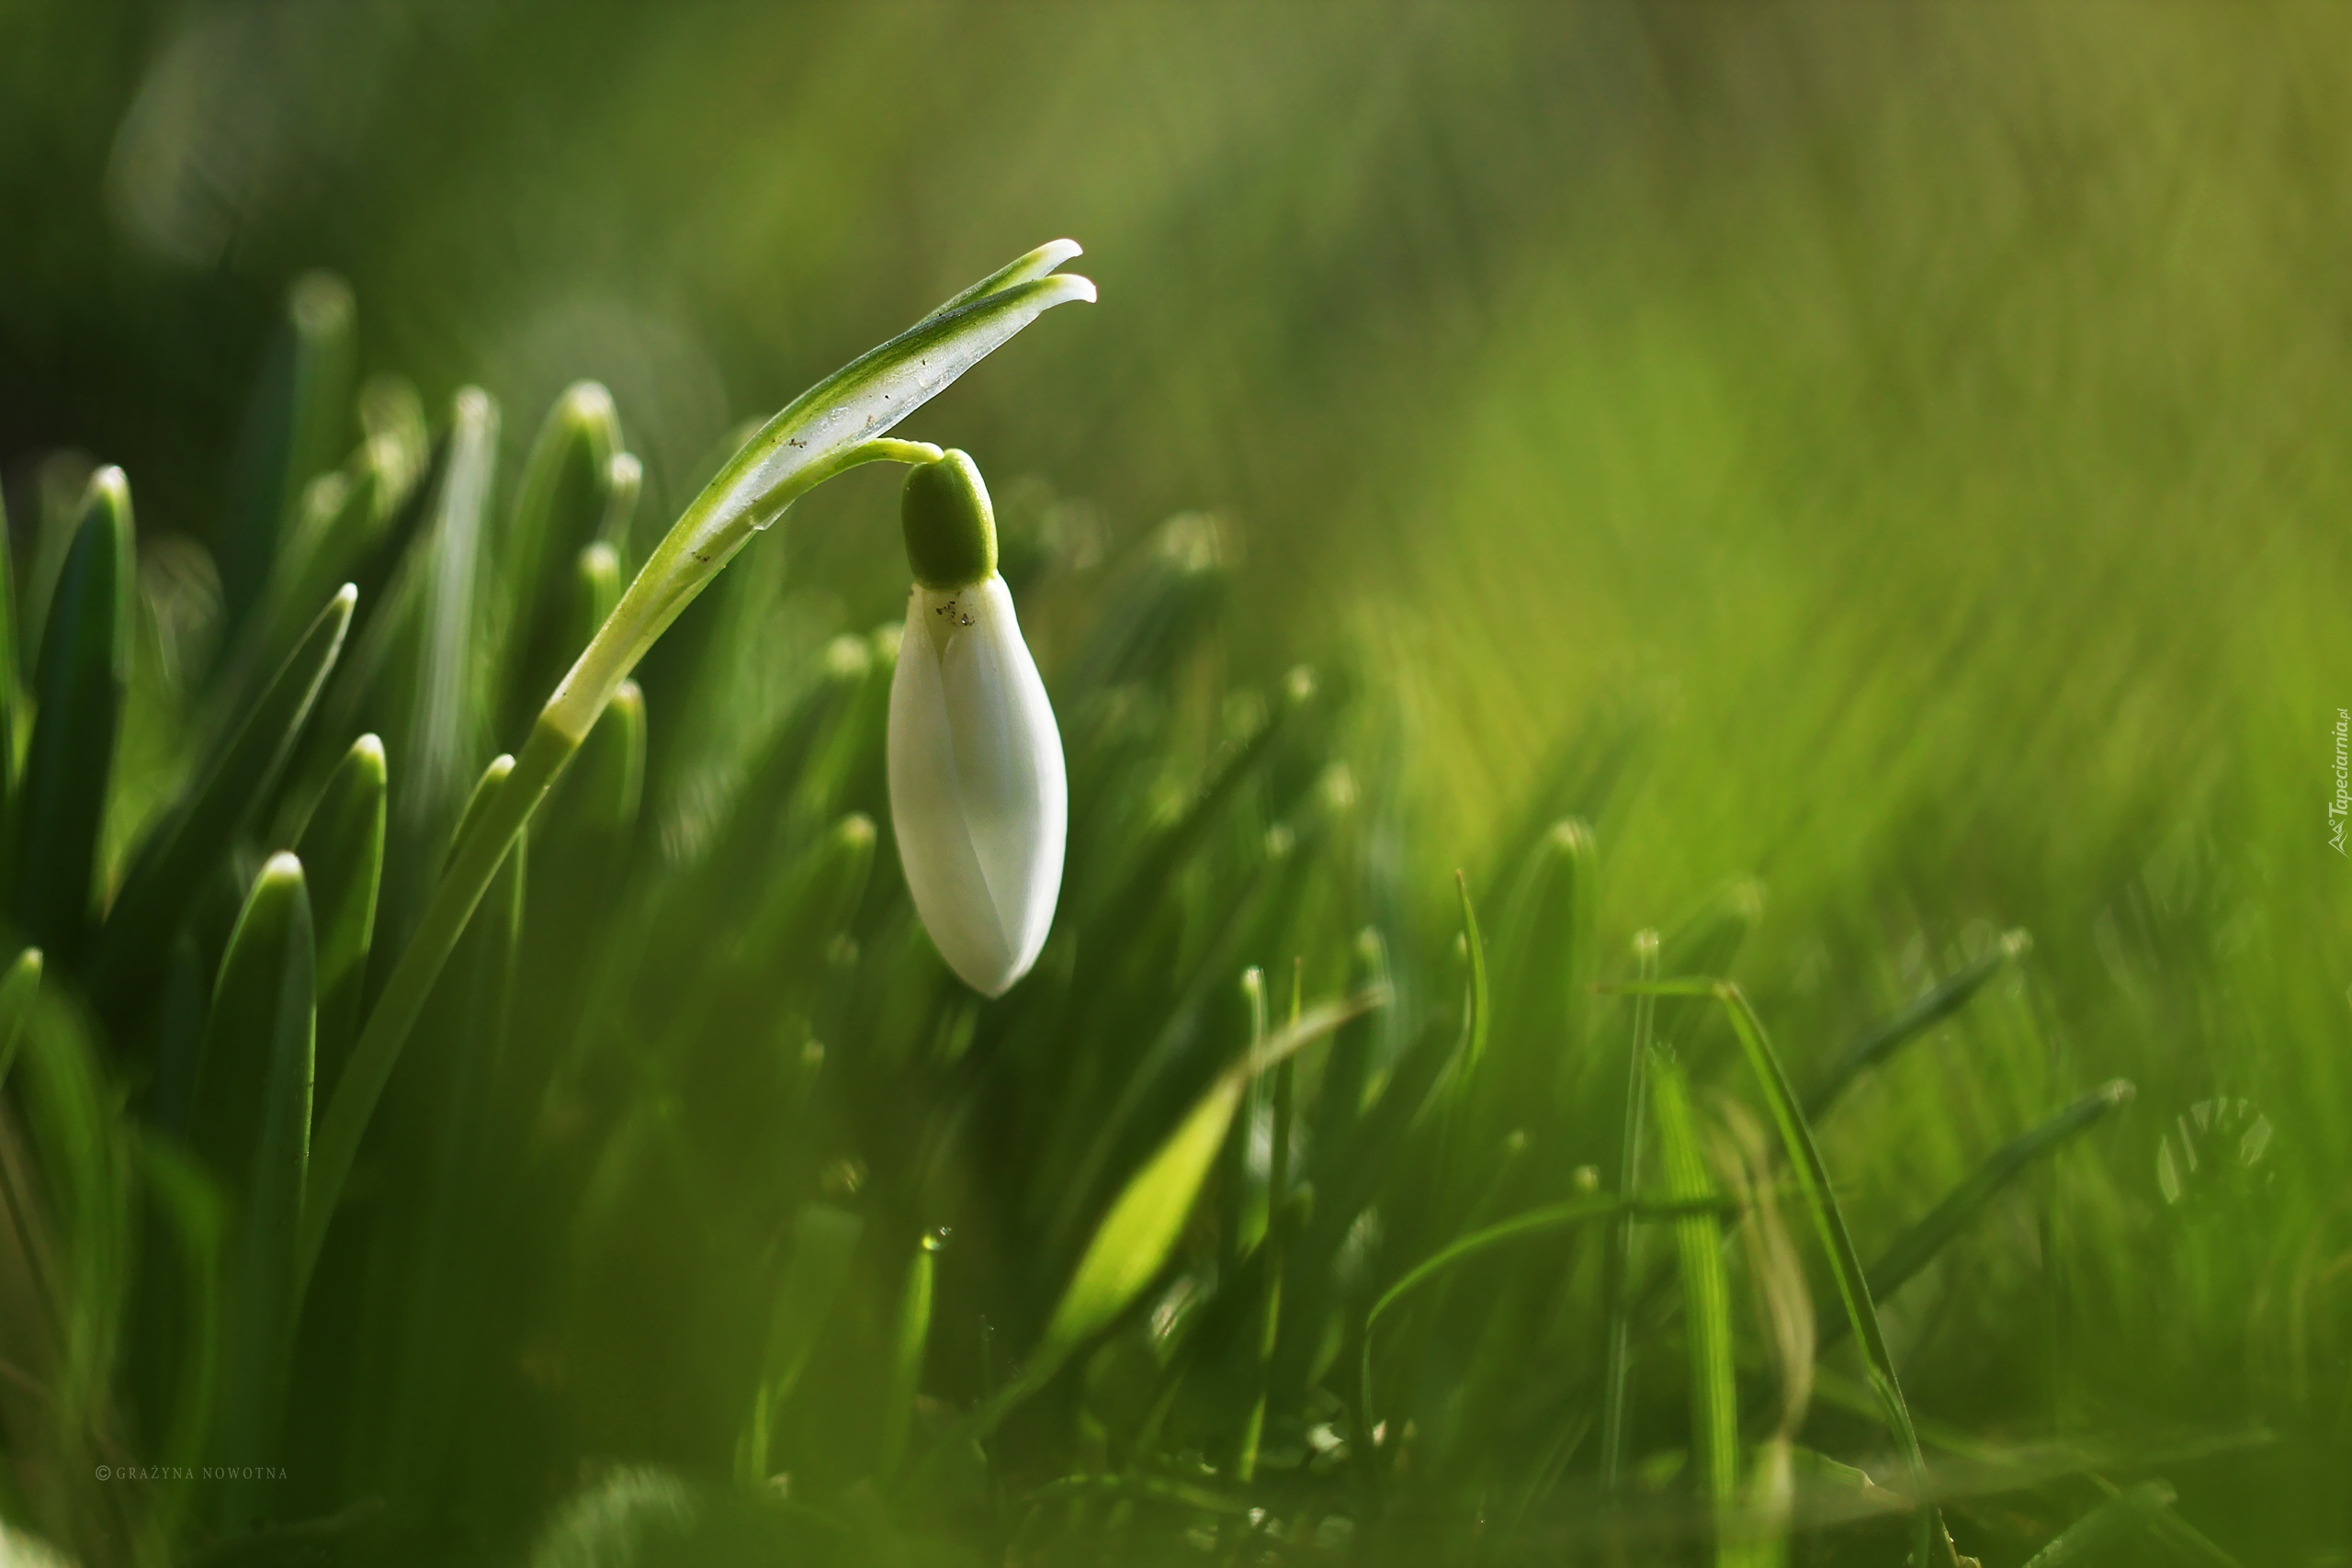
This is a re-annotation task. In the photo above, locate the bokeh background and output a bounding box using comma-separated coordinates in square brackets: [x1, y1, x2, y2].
[3, 1, 2346, 1558]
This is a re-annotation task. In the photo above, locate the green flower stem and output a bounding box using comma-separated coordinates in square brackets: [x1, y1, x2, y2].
[296, 236, 1094, 1296]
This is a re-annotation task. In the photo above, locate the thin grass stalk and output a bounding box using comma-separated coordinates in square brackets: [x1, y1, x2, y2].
[1599, 929, 1659, 1492]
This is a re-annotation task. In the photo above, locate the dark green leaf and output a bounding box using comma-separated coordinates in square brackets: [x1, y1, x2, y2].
[295, 734, 388, 1101]
[220, 273, 356, 639]
[13, 467, 133, 964]
[95, 584, 355, 1010]
[187, 852, 314, 1519]
[501, 386, 627, 739]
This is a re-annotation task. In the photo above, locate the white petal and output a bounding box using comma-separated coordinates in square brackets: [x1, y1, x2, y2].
[888, 575, 1066, 995]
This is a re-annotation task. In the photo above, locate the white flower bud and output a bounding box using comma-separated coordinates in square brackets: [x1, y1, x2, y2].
[887, 456, 1066, 996]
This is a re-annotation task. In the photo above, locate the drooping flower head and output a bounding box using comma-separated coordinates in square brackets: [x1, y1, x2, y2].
[888, 451, 1066, 996]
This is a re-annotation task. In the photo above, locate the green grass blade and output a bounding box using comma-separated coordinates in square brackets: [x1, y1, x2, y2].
[0, 948, 41, 1094]
[220, 273, 356, 639]
[187, 852, 315, 1526]
[1804, 931, 2032, 1118]
[502, 387, 626, 739]
[1487, 817, 1596, 1116]
[1622, 978, 1951, 1568]
[1361, 1193, 1626, 1441]
[295, 735, 388, 1102]
[13, 467, 132, 964]
[299, 751, 512, 1296]
[129, 1132, 224, 1535]
[2019, 1481, 2177, 1566]
[1856, 1079, 2134, 1312]
[1649, 1046, 1738, 1559]
[735, 1201, 865, 1488]
[1223, 967, 1272, 1266]
[877, 1231, 938, 1483]
[538, 673, 644, 860]
[1600, 929, 1660, 1492]
[1452, 869, 1491, 1089]
[10, 976, 131, 1516]
[95, 584, 355, 1005]
[1655, 879, 1762, 1055]
[1034, 991, 1379, 1393]
[408, 388, 501, 822]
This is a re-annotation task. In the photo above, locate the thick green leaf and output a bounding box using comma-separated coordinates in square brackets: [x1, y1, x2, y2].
[220, 273, 356, 639]
[186, 852, 314, 1522]
[296, 734, 388, 1101]
[735, 1201, 865, 1487]
[502, 388, 628, 738]
[1650, 1047, 1738, 1555]
[13, 467, 133, 963]
[372, 757, 527, 1506]
[129, 1132, 224, 1530]
[95, 584, 355, 1006]
[9, 979, 130, 1485]
[300, 751, 513, 1294]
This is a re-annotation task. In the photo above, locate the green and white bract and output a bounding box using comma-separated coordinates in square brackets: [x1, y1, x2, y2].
[888, 572, 1067, 996]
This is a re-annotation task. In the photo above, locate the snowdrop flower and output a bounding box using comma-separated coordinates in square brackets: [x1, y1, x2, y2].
[888, 451, 1066, 996]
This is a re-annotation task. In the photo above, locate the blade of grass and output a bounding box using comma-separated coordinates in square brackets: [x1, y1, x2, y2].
[1856, 1080, 2134, 1315]
[2019, 1481, 2177, 1566]
[1616, 978, 1954, 1568]
[130, 1132, 223, 1539]
[1600, 929, 1660, 1492]
[1650, 1046, 1738, 1562]
[1804, 931, 2030, 1119]
[501, 388, 626, 739]
[877, 1231, 940, 1483]
[1013, 988, 1383, 1424]
[96, 585, 356, 1010]
[735, 1202, 865, 1488]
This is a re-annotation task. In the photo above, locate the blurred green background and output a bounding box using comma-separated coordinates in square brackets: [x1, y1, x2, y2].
[2, 2, 2346, 1562]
